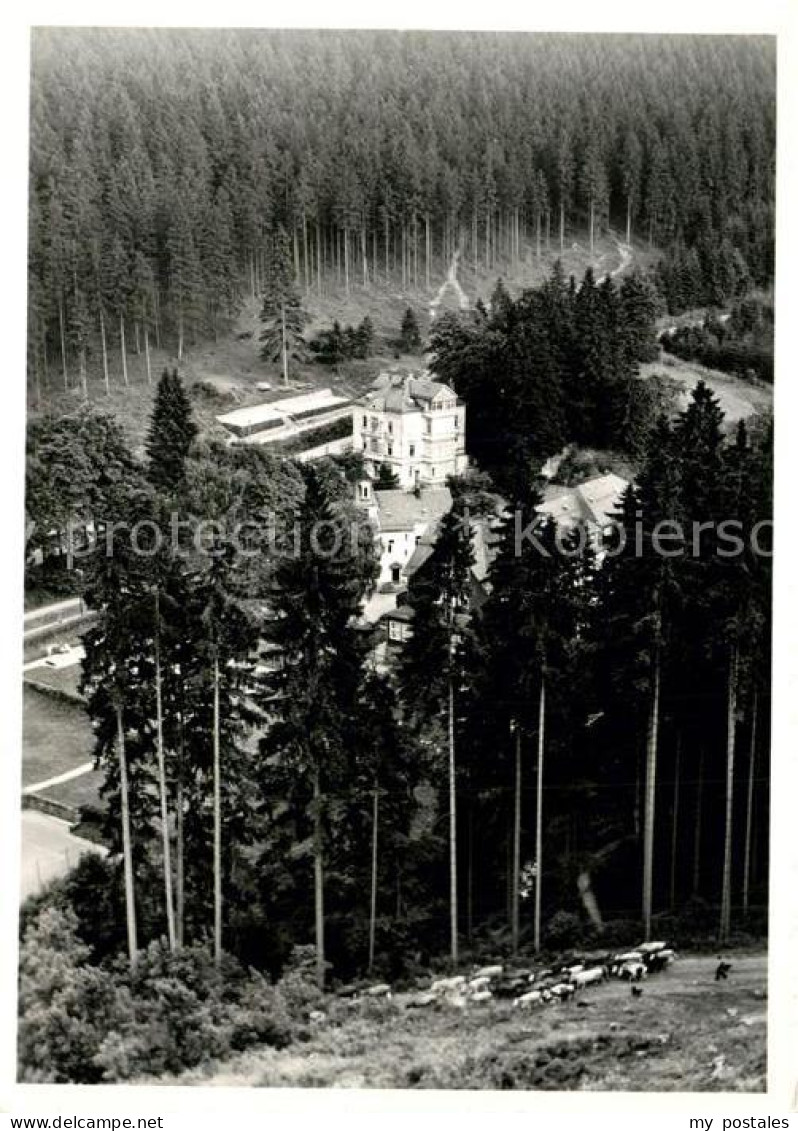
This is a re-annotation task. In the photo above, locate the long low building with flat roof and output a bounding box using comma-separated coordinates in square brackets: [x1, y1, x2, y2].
[217, 388, 352, 440]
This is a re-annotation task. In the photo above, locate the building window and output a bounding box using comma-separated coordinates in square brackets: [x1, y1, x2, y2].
[409, 443, 415, 456]
[426, 419, 432, 434]
[388, 421, 393, 434]
[431, 467, 435, 476]
[387, 443, 393, 456]
[391, 565, 402, 585]
[362, 415, 367, 427]
[387, 539, 394, 553]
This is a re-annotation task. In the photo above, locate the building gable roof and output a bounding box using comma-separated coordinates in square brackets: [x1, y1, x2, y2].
[539, 473, 629, 529]
[375, 486, 453, 533]
[361, 371, 458, 414]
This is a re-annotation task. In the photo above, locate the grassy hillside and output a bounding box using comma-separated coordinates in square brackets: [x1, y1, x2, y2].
[166, 954, 766, 1091]
[27, 231, 656, 451]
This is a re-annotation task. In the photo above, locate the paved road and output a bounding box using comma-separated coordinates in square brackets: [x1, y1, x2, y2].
[20, 809, 106, 902]
[24, 597, 83, 626]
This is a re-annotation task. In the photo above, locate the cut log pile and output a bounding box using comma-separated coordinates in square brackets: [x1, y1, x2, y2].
[338, 942, 678, 1013]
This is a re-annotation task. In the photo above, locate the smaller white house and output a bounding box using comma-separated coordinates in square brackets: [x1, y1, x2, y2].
[356, 481, 453, 589]
[538, 473, 629, 557]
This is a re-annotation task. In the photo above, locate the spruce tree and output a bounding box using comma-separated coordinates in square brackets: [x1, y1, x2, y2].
[400, 504, 474, 964]
[471, 489, 593, 951]
[145, 368, 197, 492]
[597, 418, 685, 939]
[399, 307, 422, 353]
[259, 228, 308, 385]
[258, 464, 377, 987]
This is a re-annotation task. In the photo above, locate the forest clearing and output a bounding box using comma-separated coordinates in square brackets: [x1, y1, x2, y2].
[26, 225, 649, 448]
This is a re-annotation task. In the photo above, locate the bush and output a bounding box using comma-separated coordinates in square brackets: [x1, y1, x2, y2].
[18, 904, 296, 1084]
[597, 918, 642, 949]
[18, 905, 122, 1083]
[275, 944, 324, 1017]
[190, 381, 235, 403]
[543, 910, 584, 950]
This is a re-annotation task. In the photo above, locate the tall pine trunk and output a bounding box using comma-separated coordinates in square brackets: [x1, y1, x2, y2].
[425, 214, 431, 290]
[626, 196, 633, 245]
[343, 229, 350, 295]
[78, 345, 88, 400]
[213, 650, 222, 968]
[590, 200, 596, 256]
[384, 215, 389, 285]
[99, 308, 110, 395]
[176, 714, 185, 947]
[119, 314, 129, 386]
[669, 732, 681, 910]
[534, 674, 546, 953]
[58, 297, 69, 390]
[115, 704, 138, 966]
[368, 780, 379, 972]
[313, 762, 326, 989]
[693, 746, 704, 895]
[559, 204, 565, 254]
[466, 792, 474, 940]
[743, 689, 758, 915]
[642, 641, 661, 941]
[317, 222, 323, 295]
[511, 721, 521, 954]
[719, 644, 739, 943]
[144, 325, 152, 385]
[280, 303, 289, 386]
[152, 284, 161, 349]
[154, 592, 176, 950]
[448, 666, 458, 966]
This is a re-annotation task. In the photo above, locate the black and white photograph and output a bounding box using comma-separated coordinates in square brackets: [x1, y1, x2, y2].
[6, 11, 790, 1102]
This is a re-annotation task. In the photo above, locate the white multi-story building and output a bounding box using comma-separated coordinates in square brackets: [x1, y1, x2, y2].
[354, 371, 467, 489]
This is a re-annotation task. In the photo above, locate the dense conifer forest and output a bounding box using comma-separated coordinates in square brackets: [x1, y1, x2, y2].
[20, 30, 775, 1086]
[28, 29, 775, 392]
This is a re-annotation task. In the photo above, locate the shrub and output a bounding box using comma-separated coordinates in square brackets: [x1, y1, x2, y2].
[18, 905, 122, 1083]
[18, 904, 296, 1084]
[598, 918, 642, 949]
[190, 381, 234, 403]
[543, 910, 584, 950]
[275, 944, 324, 1017]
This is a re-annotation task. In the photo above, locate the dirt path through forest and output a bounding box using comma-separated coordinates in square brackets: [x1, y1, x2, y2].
[429, 249, 470, 321]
